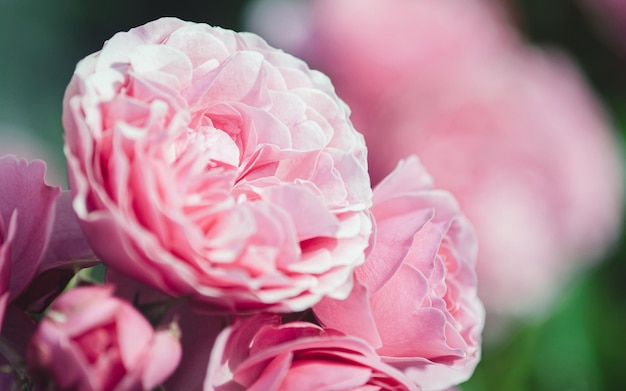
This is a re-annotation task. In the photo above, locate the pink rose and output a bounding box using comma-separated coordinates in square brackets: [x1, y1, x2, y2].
[247, 0, 625, 319]
[63, 17, 372, 313]
[314, 157, 484, 391]
[27, 285, 182, 391]
[205, 314, 417, 391]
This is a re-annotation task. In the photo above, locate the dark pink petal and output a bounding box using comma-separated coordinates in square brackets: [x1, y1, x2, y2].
[0, 212, 16, 330]
[0, 156, 60, 299]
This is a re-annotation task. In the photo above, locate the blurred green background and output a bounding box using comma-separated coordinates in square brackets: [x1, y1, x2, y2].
[0, 1, 624, 389]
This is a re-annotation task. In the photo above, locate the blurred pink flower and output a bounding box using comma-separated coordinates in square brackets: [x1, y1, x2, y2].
[205, 314, 417, 391]
[63, 17, 372, 313]
[246, 0, 517, 124]
[27, 285, 181, 391]
[363, 49, 624, 318]
[247, 0, 625, 319]
[314, 157, 484, 390]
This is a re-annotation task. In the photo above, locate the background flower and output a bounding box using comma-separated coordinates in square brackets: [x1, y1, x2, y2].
[63, 17, 372, 313]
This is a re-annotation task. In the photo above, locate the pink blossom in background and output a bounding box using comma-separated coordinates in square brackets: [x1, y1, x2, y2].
[360, 47, 624, 319]
[314, 157, 484, 391]
[63, 17, 372, 313]
[205, 314, 417, 391]
[27, 285, 181, 391]
[246, 0, 625, 319]
[245, 0, 518, 128]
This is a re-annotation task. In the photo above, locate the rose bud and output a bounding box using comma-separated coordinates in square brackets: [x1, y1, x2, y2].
[27, 285, 181, 391]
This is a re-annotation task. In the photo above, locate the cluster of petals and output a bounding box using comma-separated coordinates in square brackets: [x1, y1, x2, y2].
[205, 314, 417, 391]
[314, 157, 484, 391]
[63, 17, 372, 313]
[27, 285, 181, 391]
[246, 0, 625, 318]
[0, 14, 491, 391]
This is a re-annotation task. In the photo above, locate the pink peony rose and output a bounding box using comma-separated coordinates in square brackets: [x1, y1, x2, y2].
[27, 285, 182, 391]
[205, 314, 418, 391]
[247, 0, 625, 319]
[314, 157, 484, 391]
[63, 17, 372, 313]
